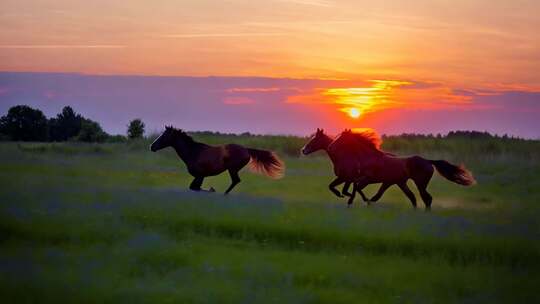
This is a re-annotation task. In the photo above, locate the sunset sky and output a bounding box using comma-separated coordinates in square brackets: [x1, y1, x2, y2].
[1, 0, 539, 137]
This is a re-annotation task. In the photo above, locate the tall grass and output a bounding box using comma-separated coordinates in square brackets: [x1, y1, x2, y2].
[24, 131, 538, 159]
[1, 135, 540, 303]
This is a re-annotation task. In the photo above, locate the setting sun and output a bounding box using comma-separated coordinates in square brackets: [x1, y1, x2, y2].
[348, 108, 361, 119]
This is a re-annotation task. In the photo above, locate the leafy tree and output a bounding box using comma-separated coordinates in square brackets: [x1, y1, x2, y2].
[76, 118, 108, 142]
[49, 106, 83, 141]
[0, 105, 48, 141]
[127, 118, 145, 139]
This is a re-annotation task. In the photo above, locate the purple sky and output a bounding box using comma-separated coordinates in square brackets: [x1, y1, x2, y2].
[1, 72, 539, 138]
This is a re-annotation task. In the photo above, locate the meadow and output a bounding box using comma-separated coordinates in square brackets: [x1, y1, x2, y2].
[1, 133, 539, 303]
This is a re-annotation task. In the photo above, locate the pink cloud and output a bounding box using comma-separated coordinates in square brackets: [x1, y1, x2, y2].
[223, 96, 255, 105]
[43, 90, 56, 99]
[226, 87, 282, 93]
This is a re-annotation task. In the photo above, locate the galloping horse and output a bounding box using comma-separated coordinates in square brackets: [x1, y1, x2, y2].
[302, 128, 476, 209]
[151, 126, 284, 194]
[330, 129, 476, 209]
[301, 128, 383, 202]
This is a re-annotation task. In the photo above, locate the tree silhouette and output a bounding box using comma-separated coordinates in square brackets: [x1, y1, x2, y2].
[0, 105, 48, 141]
[76, 118, 108, 142]
[127, 118, 145, 139]
[49, 106, 83, 141]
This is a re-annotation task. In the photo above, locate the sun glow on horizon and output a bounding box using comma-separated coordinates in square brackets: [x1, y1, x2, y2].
[348, 107, 361, 119]
[325, 80, 411, 119]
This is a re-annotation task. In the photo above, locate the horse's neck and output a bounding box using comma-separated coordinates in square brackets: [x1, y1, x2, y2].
[325, 147, 340, 165]
[172, 139, 204, 164]
[326, 142, 382, 169]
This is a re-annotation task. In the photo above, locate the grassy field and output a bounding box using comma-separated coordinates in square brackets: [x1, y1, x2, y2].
[1, 133, 539, 303]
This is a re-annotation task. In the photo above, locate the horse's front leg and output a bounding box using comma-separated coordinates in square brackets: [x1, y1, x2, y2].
[347, 183, 357, 207]
[355, 181, 370, 203]
[328, 177, 345, 198]
[189, 176, 215, 192]
[341, 182, 352, 197]
[369, 182, 392, 203]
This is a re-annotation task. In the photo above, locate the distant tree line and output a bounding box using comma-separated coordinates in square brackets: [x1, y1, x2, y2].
[0, 105, 145, 142]
[0, 104, 526, 143]
[382, 130, 524, 141]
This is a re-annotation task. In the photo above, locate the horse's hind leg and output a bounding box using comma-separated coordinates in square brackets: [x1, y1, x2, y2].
[420, 188, 432, 211]
[407, 158, 434, 210]
[411, 162, 434, 210]
[413, 178, 433, 211]
[398, 182, 417, 209]
[224, 170, 241, 194]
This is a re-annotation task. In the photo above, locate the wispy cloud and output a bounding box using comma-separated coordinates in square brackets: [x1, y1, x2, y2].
[160, 33, 286, 38]
[0, 45, 126, 49]
[223, 97, 255, 105]
[246, 21, 353, 27]
[226, 87, 283, 93]
[276, 0, 334, 7]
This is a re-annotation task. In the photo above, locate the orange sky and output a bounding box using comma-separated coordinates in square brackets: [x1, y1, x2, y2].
[1, 0, 539, 85]
[1, 1, 539, 136]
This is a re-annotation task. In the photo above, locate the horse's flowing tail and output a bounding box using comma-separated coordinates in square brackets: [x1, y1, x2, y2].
[430, 160, 476, 186]
[247, 148, 285, 179]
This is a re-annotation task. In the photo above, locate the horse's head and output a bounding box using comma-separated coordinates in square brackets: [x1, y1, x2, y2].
[330, 128, 383, 156]
[302, 128, 332, 155]
[150, 125, 177, 152]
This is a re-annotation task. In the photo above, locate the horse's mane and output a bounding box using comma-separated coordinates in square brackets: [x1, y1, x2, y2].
[166, 125, 195, 143]
[336, 128, 384, 154]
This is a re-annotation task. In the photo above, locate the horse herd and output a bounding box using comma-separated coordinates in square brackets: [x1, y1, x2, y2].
[150, 126, 476, 210]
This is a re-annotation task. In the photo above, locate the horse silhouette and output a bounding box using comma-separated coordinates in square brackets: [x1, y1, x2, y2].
[301, 128, 377, 202]
[151, 126, 284, 194]
[303, 128, 476, 209]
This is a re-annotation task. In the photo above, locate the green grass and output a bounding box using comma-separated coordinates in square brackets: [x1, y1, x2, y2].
[1, 134, 540, 303]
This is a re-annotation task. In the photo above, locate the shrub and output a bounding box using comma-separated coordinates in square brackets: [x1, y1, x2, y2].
[76, 119, 108, 142]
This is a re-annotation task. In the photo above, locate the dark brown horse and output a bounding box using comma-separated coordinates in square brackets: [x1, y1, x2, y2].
[330, 129, 476, 209]
[301, 128, 379, 202]
[150, 126, 284, 194]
